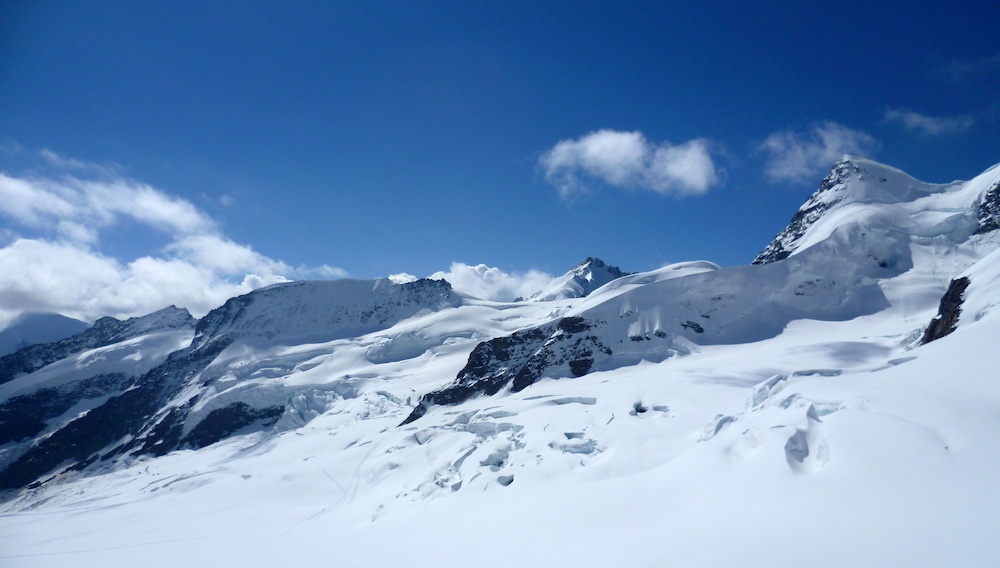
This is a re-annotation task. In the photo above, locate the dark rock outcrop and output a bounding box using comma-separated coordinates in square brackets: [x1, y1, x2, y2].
[753, 159, 863, 265]
[975, 181, 1000, 234]
[920, 277, 971, 344]
[0, 337, 232, 490]
[401, 316, 611, 424]
[182, 403, 284, 450]
[0, 279, 462, 490]
[0, 373, 132, 447]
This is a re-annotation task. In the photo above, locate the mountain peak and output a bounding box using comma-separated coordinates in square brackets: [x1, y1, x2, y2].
[531, 257, 630, 301]
[192, 278, 460, 349]
[571, 257, 628, 280]
[753, 157, 947, 265]
[0, 313, 89, 357]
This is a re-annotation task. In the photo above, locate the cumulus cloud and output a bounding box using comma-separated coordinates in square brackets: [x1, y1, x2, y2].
[387, 273, 418, 284]
[882, 109, 975, 136]
[430, 262, 555, 301]
[0, 238, 292, 327]
[760, 122, 880, 184]
[540, 129, 718, 198]
[0, 149, 345, 327]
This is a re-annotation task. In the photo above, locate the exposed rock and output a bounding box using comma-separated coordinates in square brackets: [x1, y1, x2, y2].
[401, 317, 611, 424]
[0, 306, 194, 386]
[753, 159, 863, 265]
[530, 257, 631, 301]
[0, 278, 467, 490]
[975, 181, 1000, 234]
[0, 373, 132, 447]
[0, 337, 232, 490]
[920, 277, 971, 344]
[182, 403, 284, 450]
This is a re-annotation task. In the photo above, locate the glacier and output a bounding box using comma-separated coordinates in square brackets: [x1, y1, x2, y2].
[1, 156, 999, 567]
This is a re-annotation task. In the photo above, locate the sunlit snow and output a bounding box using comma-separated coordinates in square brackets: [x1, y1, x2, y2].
[1, 157, 999, 567]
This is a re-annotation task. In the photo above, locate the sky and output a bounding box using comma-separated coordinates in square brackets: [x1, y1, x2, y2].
[1, 1, 999, 325]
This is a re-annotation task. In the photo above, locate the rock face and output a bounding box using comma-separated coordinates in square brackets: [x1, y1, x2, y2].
[920, 277, 971, 344]
[753, 160, 862, 265]
[401, 316, 612, 424]
[976, 181, 1000, 234]
[752, 156, 941, 265]
[0, 306, 194, 386]
[192, 278, 460, 350]
[0, 279, 461, 490]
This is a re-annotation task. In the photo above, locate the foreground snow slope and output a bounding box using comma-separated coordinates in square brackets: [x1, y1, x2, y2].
[1, 286, 998, 567]
[1, 156, 999, 567]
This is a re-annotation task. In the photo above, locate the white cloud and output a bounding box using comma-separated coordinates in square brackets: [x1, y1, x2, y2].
[0, 151, 348, 327]
[760, 122, 880, 184]
[0, 171, 215, 239]
[387, 273, 418, 284]
[430, 262, 555, 301]
[0, 236, 297, 328]
[540, 129, 718, 198]
[166, 234, 290, 276]
[882, 109, 974, 136]
[293, 264, 350, 280]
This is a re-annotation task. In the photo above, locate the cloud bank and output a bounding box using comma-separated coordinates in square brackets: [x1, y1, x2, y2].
[760, 122, 880, 184]
[430, 262, 555, 301]
[882, 109, 975, 136]
[0, 149, 344, 328]
[540, 129, 718, 198]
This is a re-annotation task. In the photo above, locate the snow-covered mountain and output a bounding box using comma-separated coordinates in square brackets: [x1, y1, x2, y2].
[2, 156, 999, 567]
[529, 256, 630, 301]
[0, 312, 88, 357]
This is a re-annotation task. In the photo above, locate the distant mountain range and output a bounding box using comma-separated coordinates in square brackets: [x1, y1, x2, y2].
[2, 156, 999, 566]
[0, 312, 88, 357]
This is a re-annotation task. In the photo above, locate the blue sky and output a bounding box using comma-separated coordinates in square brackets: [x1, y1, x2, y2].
[1, 1, 999, 323]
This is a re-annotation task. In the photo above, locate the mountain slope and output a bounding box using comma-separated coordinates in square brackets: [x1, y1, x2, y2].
[0, 278, 461, 489]
[753, 156, 959, 264]
[530, 257, 630, 301]
[1, 158, 1000, 566]
[0, 313, 89, 357]
[0, 306, 194, 386]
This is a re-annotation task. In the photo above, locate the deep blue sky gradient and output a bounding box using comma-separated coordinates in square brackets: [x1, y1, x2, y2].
[3, 1, 999, 277]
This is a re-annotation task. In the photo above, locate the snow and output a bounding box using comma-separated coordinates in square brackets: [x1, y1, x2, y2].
[3, 306, 999, 567]
[0, 329, 194, 402]
[0, 313, 88, 357]
[1, 158, 1000, 567]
